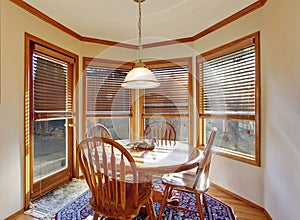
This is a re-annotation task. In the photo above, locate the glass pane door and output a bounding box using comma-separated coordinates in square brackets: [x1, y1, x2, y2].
[31, 118, 72, 198]
[33, 119, 68, 181]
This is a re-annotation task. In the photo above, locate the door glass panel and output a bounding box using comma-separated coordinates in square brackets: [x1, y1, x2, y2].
[33, 119, 67, 181]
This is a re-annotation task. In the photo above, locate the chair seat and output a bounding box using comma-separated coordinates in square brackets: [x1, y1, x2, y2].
[162, 170, 210, 193]
[158, 128, 217, 220]
[90, 182, 152, 219]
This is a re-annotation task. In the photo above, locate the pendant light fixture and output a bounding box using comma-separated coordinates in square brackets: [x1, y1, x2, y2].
[122, 0, 160, 89]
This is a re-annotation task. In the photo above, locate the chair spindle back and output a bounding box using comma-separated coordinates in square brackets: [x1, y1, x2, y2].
[193, 127, 217, 189]
[78, 137, 139, 211]
[144, 121, 176, 146]
[86, 123, 112, 139]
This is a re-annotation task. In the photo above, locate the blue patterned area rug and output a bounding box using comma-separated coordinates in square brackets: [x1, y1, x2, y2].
[56, 183, 236, 220]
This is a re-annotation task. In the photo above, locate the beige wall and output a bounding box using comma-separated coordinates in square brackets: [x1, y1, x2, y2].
[1, 0, 300, 219]
[262, 0, 300, 219]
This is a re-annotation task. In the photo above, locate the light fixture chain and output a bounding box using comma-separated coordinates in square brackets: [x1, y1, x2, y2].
[122, 0, 159, 88]
[138, 0, 142, 62]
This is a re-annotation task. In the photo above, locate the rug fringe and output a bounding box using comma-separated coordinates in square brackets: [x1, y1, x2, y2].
[24, 207, 55, 220]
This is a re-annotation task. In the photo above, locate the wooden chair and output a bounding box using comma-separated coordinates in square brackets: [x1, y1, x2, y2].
[86, 123, 112, 138]
[77, 137, 156, 220]
[144, 121, 176, 147]
[157, 127, 217, 220]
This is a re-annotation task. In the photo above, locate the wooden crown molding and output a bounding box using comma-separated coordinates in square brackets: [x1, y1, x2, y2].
[9, 0, 136, 49]
[10, 0, 267, 49]
[143, 0, 267, 48]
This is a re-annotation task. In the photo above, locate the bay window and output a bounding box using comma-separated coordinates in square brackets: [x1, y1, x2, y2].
[197, 32, 261, 165]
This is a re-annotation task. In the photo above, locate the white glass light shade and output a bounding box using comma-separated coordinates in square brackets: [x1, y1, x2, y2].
[122, 66, 160, 89]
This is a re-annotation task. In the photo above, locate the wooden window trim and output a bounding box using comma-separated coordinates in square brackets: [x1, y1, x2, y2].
[196, 32, 261, 166]
[82, 57, 134, 138]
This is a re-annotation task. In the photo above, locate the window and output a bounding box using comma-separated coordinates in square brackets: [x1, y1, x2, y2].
[197, 32, 260, 165]
[24, 33, 78, 206]
[83, 58, 132, 140]
[143, 58, 192, 142]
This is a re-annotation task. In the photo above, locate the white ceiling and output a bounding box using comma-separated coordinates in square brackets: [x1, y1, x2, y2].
[23, 0, 258, 44]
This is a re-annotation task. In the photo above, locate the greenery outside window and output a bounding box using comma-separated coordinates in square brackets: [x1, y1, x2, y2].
[197, 32, 261, 166]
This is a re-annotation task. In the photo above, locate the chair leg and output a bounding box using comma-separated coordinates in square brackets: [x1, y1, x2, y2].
[145, 198, 156, 220]
[202, 193, 209, 218]
[195, 193, 205, 220]
[93, 212, 99, 220]
[158, 185, 171, 220]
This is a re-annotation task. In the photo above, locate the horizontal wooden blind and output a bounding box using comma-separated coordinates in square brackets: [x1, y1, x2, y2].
[144, 65, 189, 115]
[33, 53, 73, 119]
[86, 66, 130, 116]
[199, 45, 255, 119]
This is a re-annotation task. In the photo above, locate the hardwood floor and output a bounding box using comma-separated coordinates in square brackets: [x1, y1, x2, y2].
[208, 184, 270, 220]
[7, 184, 270, 220]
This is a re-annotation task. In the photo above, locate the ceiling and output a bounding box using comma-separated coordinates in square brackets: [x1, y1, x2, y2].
[23, 0, 258, 45]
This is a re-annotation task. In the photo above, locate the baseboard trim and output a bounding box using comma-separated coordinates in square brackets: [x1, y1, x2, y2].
[210, 182, 272, 220]
[4, 208, 25, 220]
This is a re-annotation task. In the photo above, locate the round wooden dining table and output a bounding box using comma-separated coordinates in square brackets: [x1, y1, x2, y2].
[117, 140, 203, 202]
[117, 140, 202, 176]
